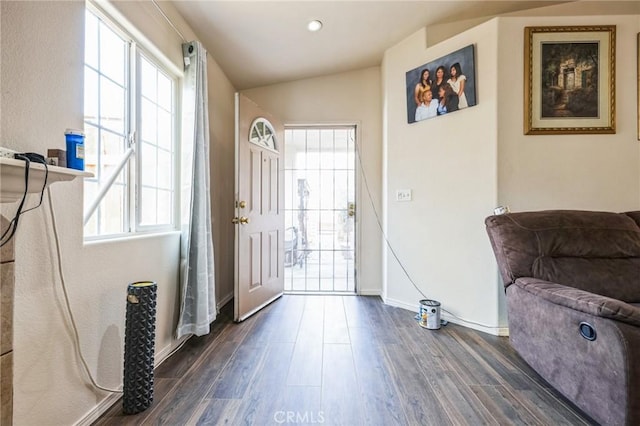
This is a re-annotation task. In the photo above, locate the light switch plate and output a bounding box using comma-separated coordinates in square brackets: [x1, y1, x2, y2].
[396, 189, 412, 202]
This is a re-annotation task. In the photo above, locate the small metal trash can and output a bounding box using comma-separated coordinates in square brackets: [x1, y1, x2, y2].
[123, 281, 157, 414]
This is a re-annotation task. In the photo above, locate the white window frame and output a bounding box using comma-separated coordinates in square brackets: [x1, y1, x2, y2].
[84, 3, 181, 240]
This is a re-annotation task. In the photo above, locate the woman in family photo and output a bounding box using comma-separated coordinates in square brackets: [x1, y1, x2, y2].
[431, 65, 447, 101]
[447, 62, 468, 109]
[413, 68, 432, 107]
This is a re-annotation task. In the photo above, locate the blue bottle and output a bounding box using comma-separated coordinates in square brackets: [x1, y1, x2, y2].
[65, 128, 85, 170]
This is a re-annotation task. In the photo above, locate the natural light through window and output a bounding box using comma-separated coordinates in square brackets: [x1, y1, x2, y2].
[83, 6, 177, 239]
[284, 127, 356, 293]
[139, 55, 175, 227]
[84, 9, 128, 237]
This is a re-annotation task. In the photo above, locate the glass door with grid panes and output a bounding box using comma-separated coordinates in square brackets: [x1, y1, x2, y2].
[284, 126, 356, 293]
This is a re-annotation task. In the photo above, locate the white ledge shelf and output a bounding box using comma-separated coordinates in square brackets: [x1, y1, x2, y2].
[0, 157, 93, 203]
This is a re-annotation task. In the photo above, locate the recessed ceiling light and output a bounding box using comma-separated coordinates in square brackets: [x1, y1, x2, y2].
[307, 20, 323, 32]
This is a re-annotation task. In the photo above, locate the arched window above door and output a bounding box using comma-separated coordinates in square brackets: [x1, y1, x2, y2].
[249, 117, 278, 152]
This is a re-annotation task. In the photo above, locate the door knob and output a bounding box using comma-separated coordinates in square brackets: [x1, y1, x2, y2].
[238, 200, 246, 209]
[232, 216, 250, 224]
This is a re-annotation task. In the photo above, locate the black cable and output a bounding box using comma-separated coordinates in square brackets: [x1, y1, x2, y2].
[22, 156, 48, 214]
[350, 132, 493, 329]
[0, 154, 49, 247]
[0, 155, 30, 247]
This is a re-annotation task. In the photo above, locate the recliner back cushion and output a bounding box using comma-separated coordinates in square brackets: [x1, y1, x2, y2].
[485, 210, 640, 302]
[533, 257, 640, 301]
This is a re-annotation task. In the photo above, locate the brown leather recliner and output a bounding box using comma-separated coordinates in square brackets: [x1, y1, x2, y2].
[485, 210, 640, 426]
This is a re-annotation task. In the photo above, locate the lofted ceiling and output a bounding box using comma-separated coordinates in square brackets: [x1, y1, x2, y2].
[170, 1, 572, 90]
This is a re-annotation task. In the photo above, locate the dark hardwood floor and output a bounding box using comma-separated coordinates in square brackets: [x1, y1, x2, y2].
[94, 295, 595, 425]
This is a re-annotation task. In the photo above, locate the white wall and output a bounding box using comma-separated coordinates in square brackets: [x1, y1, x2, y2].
[207, 54, 237, 306]
[497, 15, 640, 211]
[381, 23, 502, 333]
[381, 9, 640, 334]
[0, 1, 236, 424]
[243, 67, 383, 295]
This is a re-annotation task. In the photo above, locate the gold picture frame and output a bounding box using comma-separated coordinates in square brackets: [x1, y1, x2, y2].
[524, 25, 616, 135]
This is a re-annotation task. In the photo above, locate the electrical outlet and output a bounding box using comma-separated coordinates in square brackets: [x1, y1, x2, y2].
[396, 189, 412, 202]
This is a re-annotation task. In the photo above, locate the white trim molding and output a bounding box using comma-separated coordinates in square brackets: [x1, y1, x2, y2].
[383, 296, 509, 337]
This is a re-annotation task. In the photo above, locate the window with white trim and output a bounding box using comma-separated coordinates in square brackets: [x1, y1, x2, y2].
[83, 6, 178, 238]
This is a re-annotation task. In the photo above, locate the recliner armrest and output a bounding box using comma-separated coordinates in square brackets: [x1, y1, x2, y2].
[514, 277, 640, 327]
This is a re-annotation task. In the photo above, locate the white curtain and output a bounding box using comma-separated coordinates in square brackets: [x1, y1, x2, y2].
[176, 41, 216, 338]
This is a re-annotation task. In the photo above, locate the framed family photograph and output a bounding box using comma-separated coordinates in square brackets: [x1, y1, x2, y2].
[405, 44, 477, 124]
[524, 25, 616, 135]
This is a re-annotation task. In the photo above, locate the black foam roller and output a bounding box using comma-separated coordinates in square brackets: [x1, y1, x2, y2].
[123, 281, 157, 414]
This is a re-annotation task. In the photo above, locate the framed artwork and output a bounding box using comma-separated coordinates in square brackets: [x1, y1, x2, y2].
[405, 44, 477, 124]
[524, 25, 616, 135]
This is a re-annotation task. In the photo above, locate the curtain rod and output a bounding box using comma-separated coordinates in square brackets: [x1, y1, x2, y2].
[151, 0, 186, 43]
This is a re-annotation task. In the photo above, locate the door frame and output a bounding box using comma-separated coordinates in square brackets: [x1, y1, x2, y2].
[283, 122, 362, 294]
[233, 93, 285, 321]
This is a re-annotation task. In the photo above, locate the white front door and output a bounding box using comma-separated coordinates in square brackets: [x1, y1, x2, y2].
[234, 93, 284, 321]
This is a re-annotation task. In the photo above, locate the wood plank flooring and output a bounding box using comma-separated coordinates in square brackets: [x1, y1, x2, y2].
[94, 295, 596, 425]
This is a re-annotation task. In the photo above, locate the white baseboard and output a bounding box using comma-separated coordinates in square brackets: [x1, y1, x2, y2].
[383, 296, 509, 337]
[155, 336, 190, 365]
[75, 336, 190, 426]
[217, 291, 233, 310]
[74, 391, 122, 426]
[358, 288, 381, 296]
